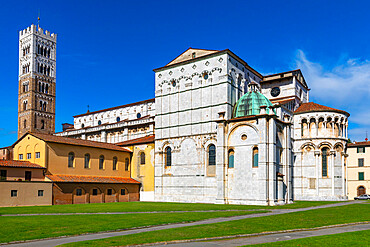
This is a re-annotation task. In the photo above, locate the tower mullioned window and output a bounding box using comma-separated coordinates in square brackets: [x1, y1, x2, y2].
[18, 24, 57, 138]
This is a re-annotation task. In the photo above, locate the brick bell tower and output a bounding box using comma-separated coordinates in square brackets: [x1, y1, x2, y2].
[18, 24, 57, 138]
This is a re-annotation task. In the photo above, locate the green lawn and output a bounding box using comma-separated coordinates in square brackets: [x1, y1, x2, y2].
[62, 203, 370, 247]
[251, 229, 370, 246]
[0, 201, 342, 215]
[0, 210, 263, 244]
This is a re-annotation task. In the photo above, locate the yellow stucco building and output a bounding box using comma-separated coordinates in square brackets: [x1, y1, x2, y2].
[117, 135, 155, 201]
[347, 141, 370, 199]
[13, 132, 140, 204]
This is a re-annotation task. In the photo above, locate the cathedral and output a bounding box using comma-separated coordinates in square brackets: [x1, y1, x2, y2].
[17, 24, 350, 205]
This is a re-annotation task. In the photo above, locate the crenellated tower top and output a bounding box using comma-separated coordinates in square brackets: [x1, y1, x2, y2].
[19, 24, 57, 41]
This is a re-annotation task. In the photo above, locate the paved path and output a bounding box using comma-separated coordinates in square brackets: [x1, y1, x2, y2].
[4, 201, 364, 247]
[159, 223, 370, 246]
[0, 210, 255, 217]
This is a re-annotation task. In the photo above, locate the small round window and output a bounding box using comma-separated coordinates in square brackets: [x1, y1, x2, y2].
[137, 113, 141, 119]
[241, 134, 247, 140]
[203, 73, 209, 80]
[98, 120, 102, 125]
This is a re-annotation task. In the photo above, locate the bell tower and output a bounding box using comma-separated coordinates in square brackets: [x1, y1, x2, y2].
[18, 24, 57, 138]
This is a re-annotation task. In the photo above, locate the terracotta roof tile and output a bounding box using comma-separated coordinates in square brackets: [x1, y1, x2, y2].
[348, 141, 370, 147]
[46, 174, 140, 184]
[0, 160, 46, 169]
[116, 135, 155, 146]
[294, 102, 349, 116]
[15, 133, 131, 153]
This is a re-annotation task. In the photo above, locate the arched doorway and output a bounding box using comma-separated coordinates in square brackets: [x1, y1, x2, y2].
[357, 186, 366, 196]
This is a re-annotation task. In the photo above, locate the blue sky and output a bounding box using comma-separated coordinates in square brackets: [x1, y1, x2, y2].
[0, 0, 369, 147]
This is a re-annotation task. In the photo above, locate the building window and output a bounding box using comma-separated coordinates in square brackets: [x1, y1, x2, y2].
[76, 188, 82, 196]
[140, 152, 145, 165]
[125, 158, 129, 171]
[92, 188, 98, 195]
[0, 170, 7, 180]
[228, 149, 234, 168]
[116, 117, 120, 122]
[19, 154, 23, 160]
[192, 52, 196, 58]
[113, 157, 118, 170]
[35, 152, 40, 158]
[81, 124, 85, 128]
[68, 152, 75, 168]
[357, 186, 366, 196]
[24, 119, 27, 129]
[322, 148, 328, 177]
[253, 147, 259, 167]
[208, 144, 216, 166]
[11, 190, 17, 197]
[165, 147, 172, 167]
[357, 147, 365, 153]
[27, 153, 31, 159]
[84, 153, 90, 169]
[137, 113, 141, 119]
[99, 155, 104, 169]
[38, 190, 44, 197]
[98, 120, 102, 125]
[25, 171, 32, 181]
[358, 158, 364, 167]
[107, 189, 113, 195]
[121, 189, 126, 195]
[41, 120, 45, 129]
[359, 172, 365, 181]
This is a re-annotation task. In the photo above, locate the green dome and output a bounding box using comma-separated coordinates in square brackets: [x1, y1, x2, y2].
[232, 91, 275, 118]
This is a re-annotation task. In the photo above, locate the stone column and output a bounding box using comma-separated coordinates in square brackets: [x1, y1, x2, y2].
[101, 130, 107, 143]
[81, 133, 86, 140]
[216, 112, 226, 204]
[314, 151, 320, 196]
[330, 151, 335, 196]
[341, 152, 346, 197]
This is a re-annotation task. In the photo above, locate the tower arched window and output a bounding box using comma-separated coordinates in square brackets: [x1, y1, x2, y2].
[41, 120, 45, 129]
[99, 155, 105, 170]
[140, 152, 146, 165]
[45, 84, 49, 94]
[322, 147, 328, 177]
[165, 147, 172, 167]
[84, 153, 90, 169]
[23, 119, 27, 129]
[23, 101, 27, 111]
[68, 152, 74, 168]
[228, 149, 234, 168]
[208, 144, 216, 166]
[252, 147, 259, 167]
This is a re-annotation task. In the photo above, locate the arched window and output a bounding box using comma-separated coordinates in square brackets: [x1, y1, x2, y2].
[84, 153, 90, 169]
[137, 113, 141, 119]
[113, 156, 118, 170]
[81, 123, 85, 128]
[357, 186, 366, 196]
[99, 155, 104, 169]
[125, 158, 129, 171]
[322, 147, 328, 177]
[252, 147, 259, 167]
[228, 149, 234, 168]
[23, 101, 27, 111]
[41, 120, 45, 129]
[208, 144, 216, 166]
[116, 117, 120, 122]
[23, 119, 27, 129]
[45, 84, 49, 94]
[140, 152, 146, 165]
[165, 147, 172, 167]
[98, 120, 102, 125]
[68, 152, 74, 168]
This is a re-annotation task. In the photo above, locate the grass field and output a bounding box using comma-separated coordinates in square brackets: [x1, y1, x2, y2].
[62, 203, 370, 247]
[0, 201, 341, 215]
[250, 229, 370, 246]
[0, 210, 263, 244]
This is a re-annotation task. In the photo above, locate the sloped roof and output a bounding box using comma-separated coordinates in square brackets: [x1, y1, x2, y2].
[348, 141, 370, 147]
[116, 135, 155, 146]
[46, 174, 140, 184]
[73, 98, 155, 118]
[14, 133, 131, 153]
[0, 160, 45, 169]
[166, 48, 220, 66]
[294, 102, 349, 116]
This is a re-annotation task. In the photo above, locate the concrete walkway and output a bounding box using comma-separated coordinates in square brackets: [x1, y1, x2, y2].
[4, 201, 364, 247]
[158, 223, 370, 246]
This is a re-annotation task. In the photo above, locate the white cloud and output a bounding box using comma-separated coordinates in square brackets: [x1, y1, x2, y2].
[295, 50, 370, 142]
